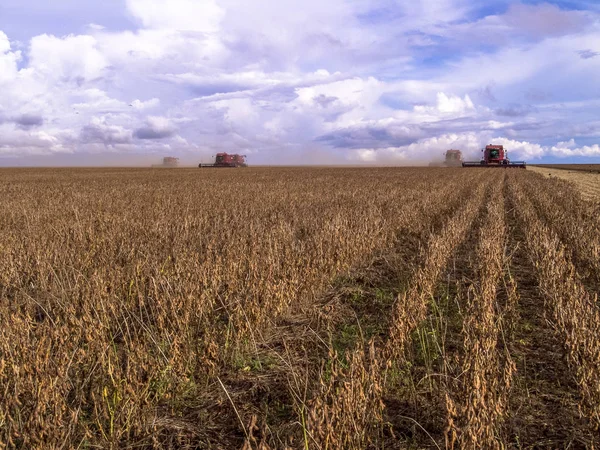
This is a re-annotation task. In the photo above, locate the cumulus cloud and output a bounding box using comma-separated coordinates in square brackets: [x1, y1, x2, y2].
[0, 31, 21, 84]
[134, 116, 176, 139]
[126, 0, 224, 32]
[414, 92, 475, 116]
[0, 125, 75, 155]
[550, 139, 600, 157]
[0, 31, 10, 54]
[29, 34, 108, 82]
[348, 132, 485, 164]
[14, 114, 44, 129]
[80, 118, 133, 146]
[489, 137, 545, 160]
[130, 98, 160, 109]
[347, 132, 548, 164]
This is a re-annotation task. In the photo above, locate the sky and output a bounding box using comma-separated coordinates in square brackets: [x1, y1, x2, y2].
[0, 0, 599, 166]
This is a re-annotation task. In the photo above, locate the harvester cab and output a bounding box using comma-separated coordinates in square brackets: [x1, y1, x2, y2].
[462, 145, 526, 168]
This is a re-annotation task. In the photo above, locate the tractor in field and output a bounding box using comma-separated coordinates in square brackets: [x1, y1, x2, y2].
[199, 153, 248, 168]
[462, 145, 526, 168]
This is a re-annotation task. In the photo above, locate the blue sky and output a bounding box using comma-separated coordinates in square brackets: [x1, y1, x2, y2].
[0, 0, 599, 165]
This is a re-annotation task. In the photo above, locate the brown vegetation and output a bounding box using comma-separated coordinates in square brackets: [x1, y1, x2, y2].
[529, 165, 600, 202]
[533, 164, 600, 173]
[0, 167, 599, 449]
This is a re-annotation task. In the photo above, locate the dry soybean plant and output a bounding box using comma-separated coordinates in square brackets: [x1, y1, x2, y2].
[509, 173, 600, 431]
[446, 188, 515, 449]
[1, 167, 600, 449]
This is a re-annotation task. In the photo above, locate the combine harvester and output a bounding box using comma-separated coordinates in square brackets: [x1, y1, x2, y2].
[462, 144, 526, 168]
[444, 149, 464, 167]
[152, 157, 179, 168]
[198, 153, 247, 168]
[429, 149, 464, 167]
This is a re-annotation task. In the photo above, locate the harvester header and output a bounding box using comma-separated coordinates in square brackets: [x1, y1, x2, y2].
[462, 145, 526, 168]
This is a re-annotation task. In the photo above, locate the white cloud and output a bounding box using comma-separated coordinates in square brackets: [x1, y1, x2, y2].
[551, 139, 600, 157]
[0, 31, 21, 85]
[346, 131, 552, 164]
[0, 31, 10, 54]
[96, 28, 228, 74]
[130, 98, 160, 109]
[348, 131, 483, 163]
[0, 124, 75, 155]
[490, 137, 545, 160]
[87, 24, 106, 31]
[414, 92, 475, 115]
[134, 116, 176, 139]
[80, 117, 133, 146]
[29, 34, 108, 82]
[126, 0, 225, 32]
[72, 89, 127, 111]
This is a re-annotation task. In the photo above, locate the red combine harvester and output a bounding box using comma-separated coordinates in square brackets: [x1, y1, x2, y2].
[198, 153, 248, 168]
[462, 145, 526, 168]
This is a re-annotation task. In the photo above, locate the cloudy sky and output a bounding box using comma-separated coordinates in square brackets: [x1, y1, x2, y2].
[1, 0, 599, 165]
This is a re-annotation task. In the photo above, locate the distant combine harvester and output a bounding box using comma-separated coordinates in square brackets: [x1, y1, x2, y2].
[429, 149, 464, 167]
[198, 153, 247, 168]
[152, 157, 179, 168]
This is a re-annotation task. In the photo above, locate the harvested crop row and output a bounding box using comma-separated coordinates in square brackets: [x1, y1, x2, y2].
[446, 179, 515, 449]
[508, 174, 600, 431]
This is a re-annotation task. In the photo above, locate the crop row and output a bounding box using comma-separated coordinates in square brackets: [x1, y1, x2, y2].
[509, 173, 600, 430]
[446, 182, 515, 449]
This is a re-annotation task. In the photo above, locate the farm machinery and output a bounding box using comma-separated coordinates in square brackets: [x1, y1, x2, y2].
[462, 145, 526, 168]
[444, 149, 464, 167]
[429, 149, 464, 167]
[152, 157, 179, 168]
[198, 153, 247, 168]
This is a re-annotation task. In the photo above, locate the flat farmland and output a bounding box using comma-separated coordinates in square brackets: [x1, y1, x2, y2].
[1, 167, 599, 449]
[529, 165, 600, 202]
[533, 164, 600, 173]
